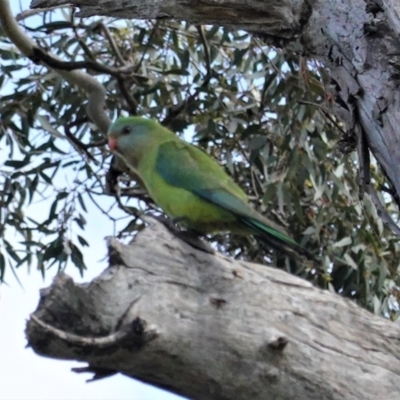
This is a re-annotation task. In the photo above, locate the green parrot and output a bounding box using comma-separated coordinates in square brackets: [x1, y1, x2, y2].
[107, 117, 312, 259]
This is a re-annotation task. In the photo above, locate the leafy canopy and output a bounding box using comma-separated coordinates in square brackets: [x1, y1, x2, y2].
[0, 8, 399, 316]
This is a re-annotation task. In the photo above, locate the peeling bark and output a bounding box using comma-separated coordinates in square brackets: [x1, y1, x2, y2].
[26, 218, 400, 400]
[31, 0, 310, 39]
[30, 0, 400, 230]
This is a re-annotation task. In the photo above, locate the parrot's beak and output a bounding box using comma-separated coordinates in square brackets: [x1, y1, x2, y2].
[108, 136, 118, 151]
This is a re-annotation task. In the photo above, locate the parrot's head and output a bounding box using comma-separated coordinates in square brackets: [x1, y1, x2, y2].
[107, 117, 160, 157]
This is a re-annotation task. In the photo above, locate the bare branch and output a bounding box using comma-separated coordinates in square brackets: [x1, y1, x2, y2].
[16, 4, 66, 21]
[63, 125, 99, 164]
[116, 77, 138, 115]
[29, 47, 139, 78]
[196, 25, 211, 76]
[356, 124, 371, 201]
[134, 20, 160, 72]
[367, 185, 400, 236]
[163, 27, 213, 125]
[0, 0, 111, 134]
[96, 21, 125, 65]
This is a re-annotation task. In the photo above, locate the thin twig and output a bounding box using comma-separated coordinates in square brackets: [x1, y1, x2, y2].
[85, 187, 118, 223]
[297, 99, 348, 137]
[30, 314, 140, 348]
[97, 21, 125, 66]
[163, 26, 213, 125]
[134, 20, 160, 72]
[16, 5, 67, 21]
[379, 184, 400, 209]
[64, 125, 99, 164]
[84, 139, 108, 149]
[367, 186, 400, 236]
[117, 77, 138, 115]
[353, 121, 400, 235]
[196, 25, 211, 76]
[356, 124, 370, 201]
[30, 47, 143, 78]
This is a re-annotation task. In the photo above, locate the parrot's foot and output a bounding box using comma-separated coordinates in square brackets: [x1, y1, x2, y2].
[153, 215, 215, 254]
[72, 366, 117, 382]
[178, 229, 215, 254]
[171, 216, 189, 225]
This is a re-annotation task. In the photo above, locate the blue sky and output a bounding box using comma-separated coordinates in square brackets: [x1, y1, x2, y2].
[0, 1, 184, 399]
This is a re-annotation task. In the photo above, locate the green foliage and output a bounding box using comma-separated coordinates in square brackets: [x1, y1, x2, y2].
[0, 9, 399, 317]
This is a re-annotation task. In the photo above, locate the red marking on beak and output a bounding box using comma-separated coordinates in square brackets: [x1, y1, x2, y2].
[108, 137, 118, 151]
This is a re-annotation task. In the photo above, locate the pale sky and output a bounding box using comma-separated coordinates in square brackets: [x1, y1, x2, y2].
[0, 1, 184, 399]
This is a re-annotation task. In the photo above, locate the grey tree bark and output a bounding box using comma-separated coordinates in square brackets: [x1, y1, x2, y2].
[26, 218, 400, 400]
[30, 0, 400, 232]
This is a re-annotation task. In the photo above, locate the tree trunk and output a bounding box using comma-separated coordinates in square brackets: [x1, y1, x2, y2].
[26, 218, 400, 400]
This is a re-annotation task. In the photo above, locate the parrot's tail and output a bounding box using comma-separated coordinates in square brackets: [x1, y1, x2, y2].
[241, 218, 315, 260]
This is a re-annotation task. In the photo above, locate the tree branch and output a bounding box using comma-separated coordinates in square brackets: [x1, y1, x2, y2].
[25, 217, 400, 400]
[0, 0, 111, 134]
[163, 25, 213, 125]
[95, 21, 126, 66]
[16, 4, 64, 21]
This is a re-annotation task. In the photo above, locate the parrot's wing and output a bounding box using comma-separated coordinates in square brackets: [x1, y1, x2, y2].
[156, 140, 251, 214]
[156, 141, 301, 248]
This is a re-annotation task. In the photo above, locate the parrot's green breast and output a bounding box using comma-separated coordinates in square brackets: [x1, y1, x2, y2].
[138, 144, 237, 232]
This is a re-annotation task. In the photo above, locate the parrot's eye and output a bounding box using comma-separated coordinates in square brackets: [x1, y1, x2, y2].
[121, 126, 131, 135]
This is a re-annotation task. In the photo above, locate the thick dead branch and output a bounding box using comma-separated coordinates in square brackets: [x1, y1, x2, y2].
[26, 217, 400, 400]
[31, 0, 400, 232]
[31, 0, 310, 39]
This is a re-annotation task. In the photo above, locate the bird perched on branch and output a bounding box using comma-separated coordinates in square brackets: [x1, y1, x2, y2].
[107, 117, 313, 260]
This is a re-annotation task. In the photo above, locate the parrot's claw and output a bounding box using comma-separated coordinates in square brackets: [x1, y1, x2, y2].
[177, 229, 215, 254]
[153, 215, 215, 254]
[72, 366, 117, 382]
[171, 216, 189, 225]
